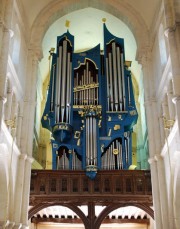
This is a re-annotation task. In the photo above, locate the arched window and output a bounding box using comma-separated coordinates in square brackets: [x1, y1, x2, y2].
[158, 23, 167, 67]
[12, 24, 21, 68]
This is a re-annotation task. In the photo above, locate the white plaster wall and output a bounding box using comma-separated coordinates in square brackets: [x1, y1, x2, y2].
[0, 144, 9, 220]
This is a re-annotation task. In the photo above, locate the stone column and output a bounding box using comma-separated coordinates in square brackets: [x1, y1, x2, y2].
[20, 48, 42, 157]
[167, 81, 175, 121]
[0, 0, 14, 130]
[148, 158, 162, 229]
[152, 99, 170, 229]
[138, 49, 170, 229]
[159, 115, 165, 147]
[16, 103, 23, 148]
[145, 100, 163, 229]
[6, 222, 15, 229]
[13, 154, 27, 225]
[0, 221, 9, 229]
[18, 47, 42, 228]
[155, 155, 172, 229]
[20, 156, 34, 229]
[4, 82, 13, 121]
[163, 2, 180, 228]
[164, 24, 180, 137]
[162, 98, 170, 121]
[0, 0, 6, 50]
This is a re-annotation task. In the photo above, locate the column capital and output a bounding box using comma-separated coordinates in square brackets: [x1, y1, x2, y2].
[19, 153, 27, 161]
[148, 154, 163, 164]
[7, 221, 15, 229]
[164, 22, 180, 37]
[148, 157, 156, 165]
[172, 95, 180, 104]
[26, 156, 34, 164]
[0, 19, 14, 38]
[20, 225, 29, 229]
[28, 45, 43, 62]
[136, 46, 152, 66]
[3, 26, 14, 38]
[154, 154, 163, 161]
[164, 24, 176, 37]
[0, 220, 9, 228]
[13, 223, 22, 229]
[144, 98, 157, 107]
[0, 95, 7, 104]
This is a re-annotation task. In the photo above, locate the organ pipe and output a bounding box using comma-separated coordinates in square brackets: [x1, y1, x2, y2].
[117, 47, 123, 111]
[112, 42, 118, 111]
[121, 53, 126, 110]
[41, 23, 138, 179]
[50, 64, 55, 111]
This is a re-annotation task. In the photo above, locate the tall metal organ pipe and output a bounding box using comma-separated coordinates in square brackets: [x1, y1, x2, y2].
[41, 24, 138, 179]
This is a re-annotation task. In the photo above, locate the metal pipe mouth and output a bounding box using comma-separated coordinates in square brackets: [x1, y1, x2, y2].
[52, 123, 73, 142]
[86, 165, 98, 172]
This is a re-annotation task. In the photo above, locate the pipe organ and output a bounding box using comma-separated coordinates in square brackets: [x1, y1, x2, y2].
[42, 23, 138, 179]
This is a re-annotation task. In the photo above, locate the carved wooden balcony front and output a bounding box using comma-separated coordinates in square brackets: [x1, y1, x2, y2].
[30, 169, 152, 206]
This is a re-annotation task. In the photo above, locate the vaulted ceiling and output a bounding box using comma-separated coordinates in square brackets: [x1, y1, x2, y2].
[22, 0, 160, 30]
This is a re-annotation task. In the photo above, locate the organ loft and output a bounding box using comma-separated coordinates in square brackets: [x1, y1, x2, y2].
[41, 20, 138, 179]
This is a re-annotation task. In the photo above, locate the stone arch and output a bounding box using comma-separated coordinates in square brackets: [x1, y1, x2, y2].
[0, 144, 9, 220]
[28, 203, 89, 227]
[94, 203, 154, 229]
[30, 0, 149, 54]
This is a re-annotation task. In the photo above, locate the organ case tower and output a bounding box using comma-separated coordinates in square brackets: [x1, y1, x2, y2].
[42, 22, 138, 179]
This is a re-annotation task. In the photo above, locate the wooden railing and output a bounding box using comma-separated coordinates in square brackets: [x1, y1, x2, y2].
[30, 170, 152, 205]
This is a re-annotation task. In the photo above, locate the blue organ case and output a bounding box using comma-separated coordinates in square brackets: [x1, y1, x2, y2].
[41, 24, 138, 179]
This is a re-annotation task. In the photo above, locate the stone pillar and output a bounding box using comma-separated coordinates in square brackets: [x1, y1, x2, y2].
[20, 156, 34, 228]
[20, 48, 42, 157]
[148, 158, 163, 229]
[152, 99, 171, 229]
[4, 82, 13, 121]
[163, 0, 180, 139]
[18, 47, 42, 228]
[167, 81, 175, 121]
[155, 155, 172, 229]
[16, 103, 23, 148]
[145, 100, 163, 229]
[172, 95, 180, 137]
[6, 221, 15, 229]
[26, 56, 39, 157]
[13, 154, 27, 224]
[163, 3, 180, 227]
[0, 221, 9, 229]
[12, 224, 22, 229]
[164, 24, 180, 137]
[138, 49, 170, 229]
[159, 115, 165, 147]
[0, 0, 14, 130]
[162, 97, 170, 120]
